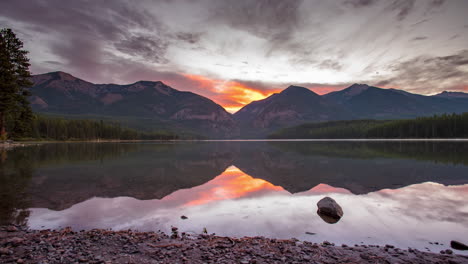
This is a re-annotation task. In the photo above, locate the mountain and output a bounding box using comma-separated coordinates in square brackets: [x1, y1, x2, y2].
[233, 85, 352, 137]
[323, 84, 468, 119]
[29, 71, 239, 138]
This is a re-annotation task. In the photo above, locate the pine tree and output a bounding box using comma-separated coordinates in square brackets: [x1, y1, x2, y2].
[0, 28, 33, 140]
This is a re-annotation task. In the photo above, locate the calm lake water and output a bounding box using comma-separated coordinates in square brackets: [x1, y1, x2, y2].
[1, 141, 468, 254]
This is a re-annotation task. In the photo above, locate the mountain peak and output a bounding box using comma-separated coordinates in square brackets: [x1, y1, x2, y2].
[134, 80, 164, 86]
[346, 83, 370, 94]
[50, 71, 79, 81]
[281, 85, 317, 96]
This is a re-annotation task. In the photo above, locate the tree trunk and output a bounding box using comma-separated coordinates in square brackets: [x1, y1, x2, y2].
[0, 111, 6, 140]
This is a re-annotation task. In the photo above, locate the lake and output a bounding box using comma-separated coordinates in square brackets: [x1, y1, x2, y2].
[1, 141, 468, 254]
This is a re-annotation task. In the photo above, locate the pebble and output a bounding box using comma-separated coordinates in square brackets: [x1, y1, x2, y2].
[7, 226, 18, 232]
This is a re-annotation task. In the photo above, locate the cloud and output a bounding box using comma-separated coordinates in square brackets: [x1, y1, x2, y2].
[411, 36, 428, 41]
[209, 0, 303, 41]
[386, 0, 416, 21]
[1, 0, 467, 108]
[343, 0, 377, 8]
[114, 34, 169, 63]
[317, 59, 344, 71]
[375, 50, 468, 94]
[429, 0, 446, 8]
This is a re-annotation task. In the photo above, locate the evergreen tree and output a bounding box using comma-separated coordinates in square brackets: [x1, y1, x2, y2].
[0, 28, 33, 140]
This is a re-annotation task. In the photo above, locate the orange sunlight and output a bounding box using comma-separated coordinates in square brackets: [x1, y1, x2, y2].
[183, 74, 281, 113]
[184, 166, 284, 207]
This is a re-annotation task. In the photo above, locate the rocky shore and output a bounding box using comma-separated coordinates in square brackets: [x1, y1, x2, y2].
[1, 226, 467, 264]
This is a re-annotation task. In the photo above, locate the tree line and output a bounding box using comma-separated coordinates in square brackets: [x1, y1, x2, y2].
[12, 115, 179, 140]
[269, 113, 468, 139]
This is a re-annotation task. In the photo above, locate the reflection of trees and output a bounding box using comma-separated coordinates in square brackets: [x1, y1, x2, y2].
[0, 148, 33, 226]
[0, 143, 141, 225]
[269, 141, 468, 166]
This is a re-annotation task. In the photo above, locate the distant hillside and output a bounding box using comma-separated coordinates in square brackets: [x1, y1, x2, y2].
[233, 85, 352, 138]
[269, 113, 468, 139]
[29, 72, 239, 138]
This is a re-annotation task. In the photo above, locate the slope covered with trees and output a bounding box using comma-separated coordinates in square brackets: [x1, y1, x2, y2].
[269, 113, 468, 139]
[21, 115, 179, 141]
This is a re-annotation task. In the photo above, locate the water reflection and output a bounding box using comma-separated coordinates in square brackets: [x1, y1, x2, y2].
[26, 166, 468, 254]
[1, 141, 468, 253]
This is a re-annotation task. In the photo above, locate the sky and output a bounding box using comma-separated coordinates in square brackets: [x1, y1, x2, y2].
[1, 0, 468, 113]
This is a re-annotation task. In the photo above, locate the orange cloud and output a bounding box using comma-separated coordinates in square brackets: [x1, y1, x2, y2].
[184, 166, 284, 207]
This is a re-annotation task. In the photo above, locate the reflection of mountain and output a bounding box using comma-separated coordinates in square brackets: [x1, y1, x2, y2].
[2, 141, 468, 215]
[27, 143, 235, 210]
[235, 142, 468, 194]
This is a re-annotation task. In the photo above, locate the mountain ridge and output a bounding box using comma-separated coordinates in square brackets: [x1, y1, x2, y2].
[28, 71, 468, 138]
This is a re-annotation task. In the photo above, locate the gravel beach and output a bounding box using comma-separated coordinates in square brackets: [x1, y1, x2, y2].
[1, 225, 467, 264]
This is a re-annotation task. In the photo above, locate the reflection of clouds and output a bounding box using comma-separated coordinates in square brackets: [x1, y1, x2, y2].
[373, 183, 468, 226]
[28, 167, 468, 254]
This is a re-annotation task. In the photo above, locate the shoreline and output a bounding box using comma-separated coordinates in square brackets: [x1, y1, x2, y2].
[1, 226, 467, 263]
[4, 138, 468, 145]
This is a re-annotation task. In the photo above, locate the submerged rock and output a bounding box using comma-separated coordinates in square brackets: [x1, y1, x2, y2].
[451, 240, 468, 250]
[317, 197, 343, 224]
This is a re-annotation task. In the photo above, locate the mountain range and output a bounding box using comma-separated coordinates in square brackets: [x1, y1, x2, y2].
[29, 72, 468, 138]
[30, 71, 238, 138]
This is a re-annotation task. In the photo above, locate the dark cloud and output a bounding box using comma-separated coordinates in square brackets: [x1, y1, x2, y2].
[0, 0, 193, 80]
[386, 0, 416, 21]
[317, 59, 343, 71]
[343, 0, 377, 8]
[43, 61, 63, 66]
[411, 36, 428, 41]
[114, 34, 169, 63]
[209, 0, 303, 45]
[410, 19, 430, 27]
[429, 0, 446, 8]
[175, 32, 202, 44]
[376, 50, 468, 93]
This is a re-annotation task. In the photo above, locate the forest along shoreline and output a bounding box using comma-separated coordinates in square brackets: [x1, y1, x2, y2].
[1, 225, 467, 263]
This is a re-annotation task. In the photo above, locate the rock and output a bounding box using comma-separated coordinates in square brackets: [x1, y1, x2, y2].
[8, 237, 24, 246]
[451, 240, 468, 250]
[181, 215, 188, 220]
[317, 197, 343, 224]
[0, 248, 10, 255]
[7, 226, 18, 232]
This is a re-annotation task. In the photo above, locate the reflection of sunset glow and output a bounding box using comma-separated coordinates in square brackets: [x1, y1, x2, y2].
[183, 74, 280, 113]
[300, 183, 351, 194]
[184, 166, 284, 206]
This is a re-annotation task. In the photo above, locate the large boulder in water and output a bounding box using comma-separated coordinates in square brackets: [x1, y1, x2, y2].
[451, 240, 468, 250]
[317, 197, 343, 224]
